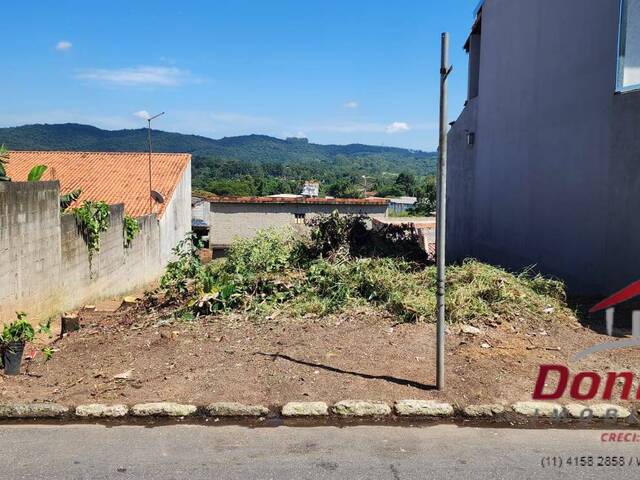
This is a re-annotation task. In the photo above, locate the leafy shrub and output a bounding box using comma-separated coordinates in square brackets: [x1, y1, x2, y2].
[0, 144, 10, 181]
[304, 260, 353, 312]
[305, 211, 368, 260]
[2, 312, 35, 343]
[304, 211, 427, 263]
[60, 189, 82, 212]
[73, 201, 110, 259]
[160, 233, 206, 296]
[225, 228, 299, 277]
[159, 214, 571, 325]
[123, 214, 141, 248]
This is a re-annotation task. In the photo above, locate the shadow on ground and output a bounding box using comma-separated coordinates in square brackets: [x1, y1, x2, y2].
[568, 295, 639, 338]
[256, 352, 436, 391]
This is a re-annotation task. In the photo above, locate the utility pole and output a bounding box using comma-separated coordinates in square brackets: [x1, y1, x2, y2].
[147, 112, 165, 215]
[436, 33, 452, 391]
[361, 175, 373, 195]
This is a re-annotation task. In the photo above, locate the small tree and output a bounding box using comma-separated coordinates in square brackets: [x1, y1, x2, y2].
[411, 175, 436, 216]
[326, 178, 363, 198]
[0, 144, 10, 181]
[394, 172, 417, 196]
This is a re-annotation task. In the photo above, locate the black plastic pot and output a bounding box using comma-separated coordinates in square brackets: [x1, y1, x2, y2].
[3, 341, 25, 375]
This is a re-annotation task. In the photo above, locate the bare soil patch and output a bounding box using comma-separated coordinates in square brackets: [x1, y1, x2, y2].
[1, 302, 636, 407]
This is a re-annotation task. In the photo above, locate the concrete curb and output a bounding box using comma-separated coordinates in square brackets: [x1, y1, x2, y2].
[332, 400, 392, 417]
[0, 401, 635, 424]
[206, 402, 269, 417]
[0, 402, 69, 418]
[282, 402, 329, 417]
[76, 404, 129, 418]
[395, 400, 454, 417]
[131, 403, 197, 417]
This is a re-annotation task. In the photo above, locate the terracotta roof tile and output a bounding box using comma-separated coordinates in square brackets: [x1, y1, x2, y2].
[6, 151, 190, 218]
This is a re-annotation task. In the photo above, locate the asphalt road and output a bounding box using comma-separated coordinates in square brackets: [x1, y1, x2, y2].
[1, 423, 639, 479]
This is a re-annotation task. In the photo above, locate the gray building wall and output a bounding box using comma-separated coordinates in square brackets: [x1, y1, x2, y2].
[448, 0, 637, 294]
[0, 181, 171, 324]
[209, 202, 388, 247]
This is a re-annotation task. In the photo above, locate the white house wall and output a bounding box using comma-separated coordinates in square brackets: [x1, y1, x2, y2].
[159, 161, 192, 263]
[209, 202, 387, 247]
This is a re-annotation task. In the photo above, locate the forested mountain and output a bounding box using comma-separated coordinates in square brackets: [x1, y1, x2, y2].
[0, 123, 437, 199]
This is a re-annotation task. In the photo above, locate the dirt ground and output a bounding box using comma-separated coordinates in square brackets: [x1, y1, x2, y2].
[1, 300, 638, 408]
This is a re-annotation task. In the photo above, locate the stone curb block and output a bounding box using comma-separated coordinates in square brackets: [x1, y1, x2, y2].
[332, 400, 392, 417]
[75, 404, 129, 418]
[0, 401, 633, 422]
[206, 402, 269, 417]
[565, 403, 631, 419]
[130, 402, 197, 417]
[394, 400, 454, 417]
[462, 404, 505, 417]
[0, 403, 69, 418]
[282, 402, 328, 417]
[512, 401, 563, 417]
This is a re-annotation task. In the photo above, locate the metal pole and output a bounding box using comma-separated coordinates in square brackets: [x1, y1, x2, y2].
[148, 119, 152, 215]
[436, 32, 451, 391]
[146, 112, 165, 215]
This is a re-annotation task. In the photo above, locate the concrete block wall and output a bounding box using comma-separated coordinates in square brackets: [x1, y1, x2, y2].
[0, 181, 63, 322]
[0, 182, 164, 324]
[59, 205, 162, 312]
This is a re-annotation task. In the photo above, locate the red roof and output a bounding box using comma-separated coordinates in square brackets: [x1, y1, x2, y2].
[206, 195, 389, 206]
[6, 151, 190, 218]
[589, 280, 640, 313]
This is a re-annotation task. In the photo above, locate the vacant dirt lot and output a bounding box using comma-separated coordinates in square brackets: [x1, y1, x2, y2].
[1, 300, 638, 408]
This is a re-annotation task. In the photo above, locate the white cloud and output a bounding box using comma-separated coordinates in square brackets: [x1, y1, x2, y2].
[56, 41, 72, 51]
[76, 66, 196, 87]
[385, 121, 410, 134]
[344, 100, 359, 109]
[133, 110, 150, 120]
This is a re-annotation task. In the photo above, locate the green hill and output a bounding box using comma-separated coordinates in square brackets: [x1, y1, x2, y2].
[0, 123, 437, 196]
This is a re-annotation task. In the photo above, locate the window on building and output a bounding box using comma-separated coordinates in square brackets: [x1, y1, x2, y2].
[294, 213, 306, 224]
[619, 0, 640, 91]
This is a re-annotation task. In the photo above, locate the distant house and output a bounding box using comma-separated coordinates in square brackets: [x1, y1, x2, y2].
[447, 0, 640, 294]
[191, 196, 210, 247]
[192, 195, 209, 223]
[301, 181, 320, 197]
[206, 195, 389, 254]
[7, 151, 192, 263]
[388, 196, 417, 215]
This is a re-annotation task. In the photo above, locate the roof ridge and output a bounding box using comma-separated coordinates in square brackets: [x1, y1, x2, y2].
[6, 151, 191, 218]
[10, 150, 190, 156]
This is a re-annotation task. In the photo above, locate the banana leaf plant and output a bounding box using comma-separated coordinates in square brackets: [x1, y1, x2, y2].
[0, 144, 9, 181]
[27, 164, 48, 181]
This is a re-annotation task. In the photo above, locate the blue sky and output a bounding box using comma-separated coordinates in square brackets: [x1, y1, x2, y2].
[1, 0, 478, 151]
